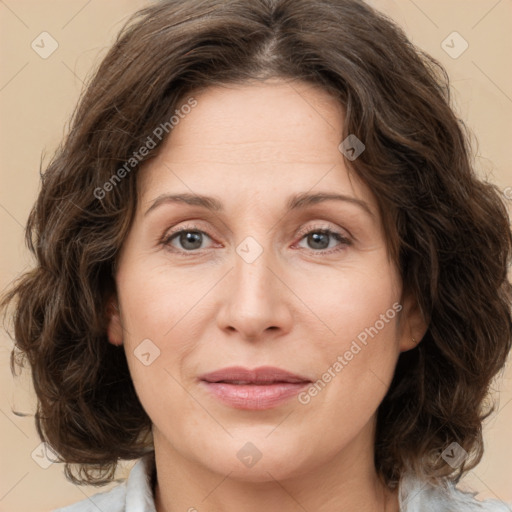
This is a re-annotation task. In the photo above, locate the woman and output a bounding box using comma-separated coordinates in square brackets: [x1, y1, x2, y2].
[2, 0, 511, 511]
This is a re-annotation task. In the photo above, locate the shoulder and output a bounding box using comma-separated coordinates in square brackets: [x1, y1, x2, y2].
[399, 471, 512, 512]
[53, 482, 127, 512]
[52, 453, 156, 512]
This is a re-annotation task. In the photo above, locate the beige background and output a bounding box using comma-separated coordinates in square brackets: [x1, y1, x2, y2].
[1, 1, 511, 510]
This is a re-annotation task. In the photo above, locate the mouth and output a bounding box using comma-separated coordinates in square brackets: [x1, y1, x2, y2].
[199, 366, 311, 410]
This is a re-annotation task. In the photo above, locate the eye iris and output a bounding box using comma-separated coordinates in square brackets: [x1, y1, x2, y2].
[308, 232, 329, 250]
[180, 231, 202, 250]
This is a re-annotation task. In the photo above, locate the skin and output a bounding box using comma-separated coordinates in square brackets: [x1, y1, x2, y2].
[107, 78, 427, 512]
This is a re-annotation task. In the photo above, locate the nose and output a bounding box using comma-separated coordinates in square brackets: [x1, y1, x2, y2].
[215, 243, 294, 342]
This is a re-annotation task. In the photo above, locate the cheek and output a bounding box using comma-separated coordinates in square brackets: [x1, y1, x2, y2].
[114, 261, 199, 402]
[117, 258, 210, 341]
[292, 259, 402, 409]
[295, 259, 401, 348]
[117, 238, 401, 402]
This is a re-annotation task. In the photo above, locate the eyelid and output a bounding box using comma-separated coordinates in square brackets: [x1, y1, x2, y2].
[161, 223, 214, 244]
[294, 222, 351, 242]
[292, 224, 352, 254]
[161, 221, 352, 255]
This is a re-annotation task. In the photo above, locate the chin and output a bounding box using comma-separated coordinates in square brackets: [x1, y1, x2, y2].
[192, 434, 320, 483]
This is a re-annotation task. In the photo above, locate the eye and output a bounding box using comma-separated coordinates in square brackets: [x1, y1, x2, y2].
[162, 227, 214, 252]
[161, 224, 351, 255]
[296, 227, 351, 253]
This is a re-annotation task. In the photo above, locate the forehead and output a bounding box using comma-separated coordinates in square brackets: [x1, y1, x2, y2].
[163, 79, 343, 160]
[138, 79, 372, 210]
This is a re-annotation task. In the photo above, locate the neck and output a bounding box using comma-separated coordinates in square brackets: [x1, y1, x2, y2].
[152, 421, 399, 512]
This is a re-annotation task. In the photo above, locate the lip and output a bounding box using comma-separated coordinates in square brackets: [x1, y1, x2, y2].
[199, 366, 311, 384]
[199, 366, 311, 410]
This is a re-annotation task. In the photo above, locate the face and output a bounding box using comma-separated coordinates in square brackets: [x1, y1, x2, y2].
[108, 78, 423, 482]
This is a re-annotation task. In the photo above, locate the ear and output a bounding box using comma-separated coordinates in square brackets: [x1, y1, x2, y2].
[106, 295, 123, 346]
[398, 291, 428, 353]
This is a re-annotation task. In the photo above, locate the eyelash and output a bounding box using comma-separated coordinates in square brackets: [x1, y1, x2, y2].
[161, 224, 352, 256]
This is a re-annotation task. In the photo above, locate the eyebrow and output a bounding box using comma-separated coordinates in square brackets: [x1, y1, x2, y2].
[144, 192, 373, 217]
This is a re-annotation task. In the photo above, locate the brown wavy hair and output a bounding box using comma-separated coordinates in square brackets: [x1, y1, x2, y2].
[2, 0, 511, 488]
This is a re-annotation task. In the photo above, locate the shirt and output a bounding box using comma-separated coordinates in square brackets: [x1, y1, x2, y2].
[53, 452, 512, 512]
